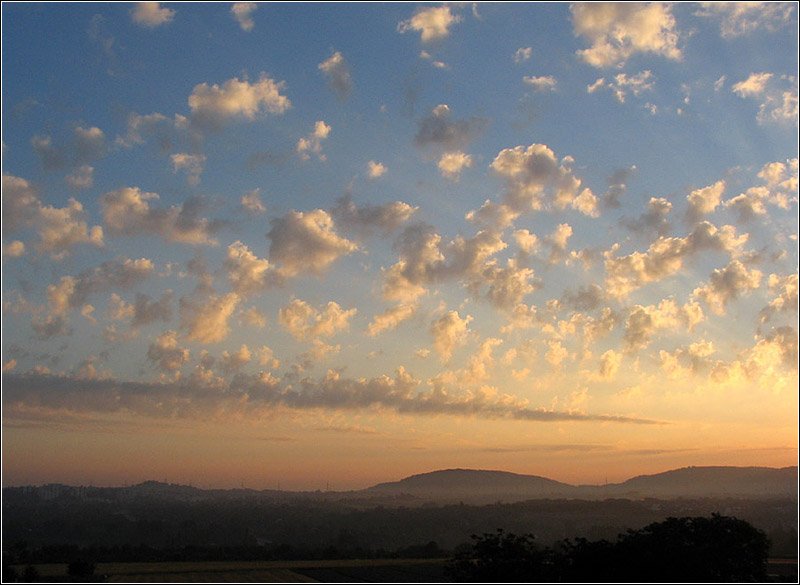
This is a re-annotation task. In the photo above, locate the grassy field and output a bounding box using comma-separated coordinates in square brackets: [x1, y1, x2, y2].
[12, 558, 449, 583]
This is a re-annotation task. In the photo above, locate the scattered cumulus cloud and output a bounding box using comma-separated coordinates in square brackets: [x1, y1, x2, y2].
[279, 298, 357, 341]
[523, 75, 558, 92]
[188, 75, 291, 130]
[296, 120, 331, 161]
[571, 3, 681, 68]
[231, 2, 257, 32]
[513, 47, 532, 63]
[132, 2, 175, 28]
[319, 51, 352, 99]
[267, 209, 357, 277]
[367, 160, 387, 179]
[398, 6, 462, 43]
[696, 2, 796, 38]
[438, 151, 473, 181]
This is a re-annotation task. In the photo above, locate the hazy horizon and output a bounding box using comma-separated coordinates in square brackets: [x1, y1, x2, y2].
[2, 3, 798, 492]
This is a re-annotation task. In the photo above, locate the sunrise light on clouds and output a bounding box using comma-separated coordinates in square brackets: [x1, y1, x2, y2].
[2, 2, 797, 490]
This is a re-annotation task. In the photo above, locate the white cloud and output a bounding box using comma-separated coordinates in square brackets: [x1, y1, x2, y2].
[171, 153, 206, 185]
[66, 165, 94, 190]
[240, 188, 266, 214]
[224, 240, 281, 296]
[523, 75, 558, 92]
[188, 75, 291, 129]
[36, 198, 104, 259]
[367, 160, 387, 179]
[220, 344, 252, 373]
[296, 120, 331, 161]
[571, 3, 681, 68]
[489, 143, 596, 219]
[367, 303, 418, 337]
[147, 330, 190, 375]
[319, 51, 352, 99]
[415, 104, 486, 152]
[732, 72, 774, 97]
[3, 240, 26, 258]
[100, 187, 220, 245]
[430, 310, 472, 362]
[331, 195, 417, 237]
[692, 259, 763, 315]
[438, 151, 473, 180]
[624, 298, 705, 351]
[231, 2, 257, 32]
[604, 221, 749, 298]
[760, 273, 799, 323]
[513, 47, 533, 63]
[687, 180, 726, 219]
[267, 209, 357, 277]
[696, 2, 796, 38]
[398, 6, 462, 43]
[132, 2, 175, 28]
[590, 71, 655, 103]
[179, 292, 240, 344]
[279, 299, 357, 341]
[598, 349, 622, 380]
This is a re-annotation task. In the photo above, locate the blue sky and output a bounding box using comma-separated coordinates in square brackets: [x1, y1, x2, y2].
[2, 3, 798, 489]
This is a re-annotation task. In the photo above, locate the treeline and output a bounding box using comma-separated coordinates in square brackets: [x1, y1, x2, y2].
[448, 515, 772, 582]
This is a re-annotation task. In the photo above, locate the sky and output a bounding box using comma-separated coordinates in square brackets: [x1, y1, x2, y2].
[1, 2, 798, 490]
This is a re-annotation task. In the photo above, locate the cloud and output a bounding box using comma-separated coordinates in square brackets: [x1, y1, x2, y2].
[46, 258, 155, 321]
[589, 71, 655, 103]
[571, 3, 681, 68]
[732, 72, 799, 125]
[147, 330, 190, 375]
[623, 298, 704, 351]
[2, 174, 105, 259]
[367, 160, 387, 179]
[398, 6, 462, 43]
[132, 2, 175, 28]
[489, 143, 597, 219]
[73, 126, 107, 163]
[240, 188, 266, 214]
[687, 180, 726, 220]
[278, 299, 357, 341]
[171, 153, 206, 185]
[695, 2, 796, 38]
[438, 151, 473, 180]
[367, 303, 418, 337]
[545, 222, 573, 263]
[523, 75, 558, 92]
[31, 135, 65, 170]
[100, 187, 222, 245]
[725, 160, 797, 221]
[296, 120, 331, 161]
[3, 240, 25, 258]
[691, 259, 762, 315]
[604, 221, 749, 298]
[479, 259, 537, 309]
[598, 349, 622, 380]
[430, 310, 472, 362]
[759, 273, 798, 323]
[623, 196, 672, 235]
[2, 369, 661, 424]
[415, 104, 486, 152]
[267, 209, 357, 277]
[231, 2, 257, 31]
[179, 292, 240, 343]
[513, 47, 533, 63]
[219, 344, 252, 373]
[188, 75, 291, 130]
[2, 174, 40, 232]
[732, 72, 773, 97]
[240, 306, 268, 329]
[381, 224, 508, 303]
[318, 51, 352, 99]
[331, 195, 417, 237]
[561, 284, 606, 312]
[66, 165, 94, 190]
[224, 240, 282, 296]
[37, 198, 105, 259]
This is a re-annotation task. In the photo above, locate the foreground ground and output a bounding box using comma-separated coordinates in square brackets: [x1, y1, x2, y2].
[9, 558, 449, 583]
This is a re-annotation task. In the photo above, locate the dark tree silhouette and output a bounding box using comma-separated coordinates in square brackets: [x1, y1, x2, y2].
[448, 515, 770, 582]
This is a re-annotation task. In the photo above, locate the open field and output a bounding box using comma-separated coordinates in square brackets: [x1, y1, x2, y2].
[11, 558, 449, 583]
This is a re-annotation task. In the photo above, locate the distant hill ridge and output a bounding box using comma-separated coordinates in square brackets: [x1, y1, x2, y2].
[367, 465, 798, 501]
[7, 465, 797, 503]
